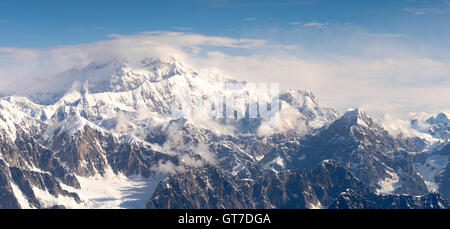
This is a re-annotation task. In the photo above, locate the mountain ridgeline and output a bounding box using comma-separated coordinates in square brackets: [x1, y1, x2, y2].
[0, 57, 448, 209]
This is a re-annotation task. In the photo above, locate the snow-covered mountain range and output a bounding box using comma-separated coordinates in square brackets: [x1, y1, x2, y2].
[0, 57, 448, 209]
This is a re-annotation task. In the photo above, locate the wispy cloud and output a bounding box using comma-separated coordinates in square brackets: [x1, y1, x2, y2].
[289, 21, 301, 25]
[0, 20, 8, 23]
[0, 47, 40, 60]
[243, 17, 256, 21]
[405, 7, 447, 15]
[302, 21, 328, 28]
[0, 31, 448, 117]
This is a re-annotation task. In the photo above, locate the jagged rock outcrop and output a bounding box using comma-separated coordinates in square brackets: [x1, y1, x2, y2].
[425, 113, 449, 140]
[330, 189, 448, 209]
[434, 143, 450, 199]
[438, 163, 450, 200]
[0, 160, 20, 209]
[262, 108, 428, 196]
[0, 57, 448, 209]
[146, 161, 372, 209]
[9, 167, 81, 208]
[415, 141, 450, 199]
[410, 112, 449, 141]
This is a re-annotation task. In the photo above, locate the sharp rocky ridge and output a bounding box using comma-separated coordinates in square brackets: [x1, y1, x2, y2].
[0, 56, 448, 209]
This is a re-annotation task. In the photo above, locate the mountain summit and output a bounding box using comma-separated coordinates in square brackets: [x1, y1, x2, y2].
[341, 108, 373, 127]
[0, 56, 448, 209]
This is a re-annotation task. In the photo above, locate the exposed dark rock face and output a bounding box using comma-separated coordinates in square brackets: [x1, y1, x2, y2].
[146, 158, 448, 209]
[306, 161, 368, 207]
[45, 124, 112, 177]
[147, 161, 374, 209]
[1, 102, 445, 209]
[9, 167, 81, 208]
[0, 160, 20, 209]
[1, 58, 448, 209]
[330, 189, 448, 209]
[425, 113, 449, 140]
[415, 141, 450, 200]
[438, 164, 450, 200]
[148, 118, 267, 172]
[147, 164, 270, 209]
[262, 109, 428, 196]
[0, 114, 52, 171]
[435, 143, 450, 199]
[108, 141, 177, 178]
[0, 107, 82, 209]
[44, 118, 179, 178]
[49, 165, 81, 189]
[1, 104, 181, 208]
[47, 205, 66, 209]
[396, 136, 427, 153]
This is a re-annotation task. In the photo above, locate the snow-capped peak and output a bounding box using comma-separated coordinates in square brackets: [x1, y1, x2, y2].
[426, 112, 449, 125]
[24, 56, 195, 105]
[279, 88, 339, 121]
[69, 56, 191, 93]
[3, 56, 342, 139]
[139, 57, 188, 81]
[341, 108, 373, 128]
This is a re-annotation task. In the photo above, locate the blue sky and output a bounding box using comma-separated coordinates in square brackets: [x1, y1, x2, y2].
[1, 0, 449, 52]
[0, 0, 449, 117]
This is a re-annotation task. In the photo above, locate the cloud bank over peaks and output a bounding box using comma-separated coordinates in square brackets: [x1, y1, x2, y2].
[0, 31, 449, 119]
